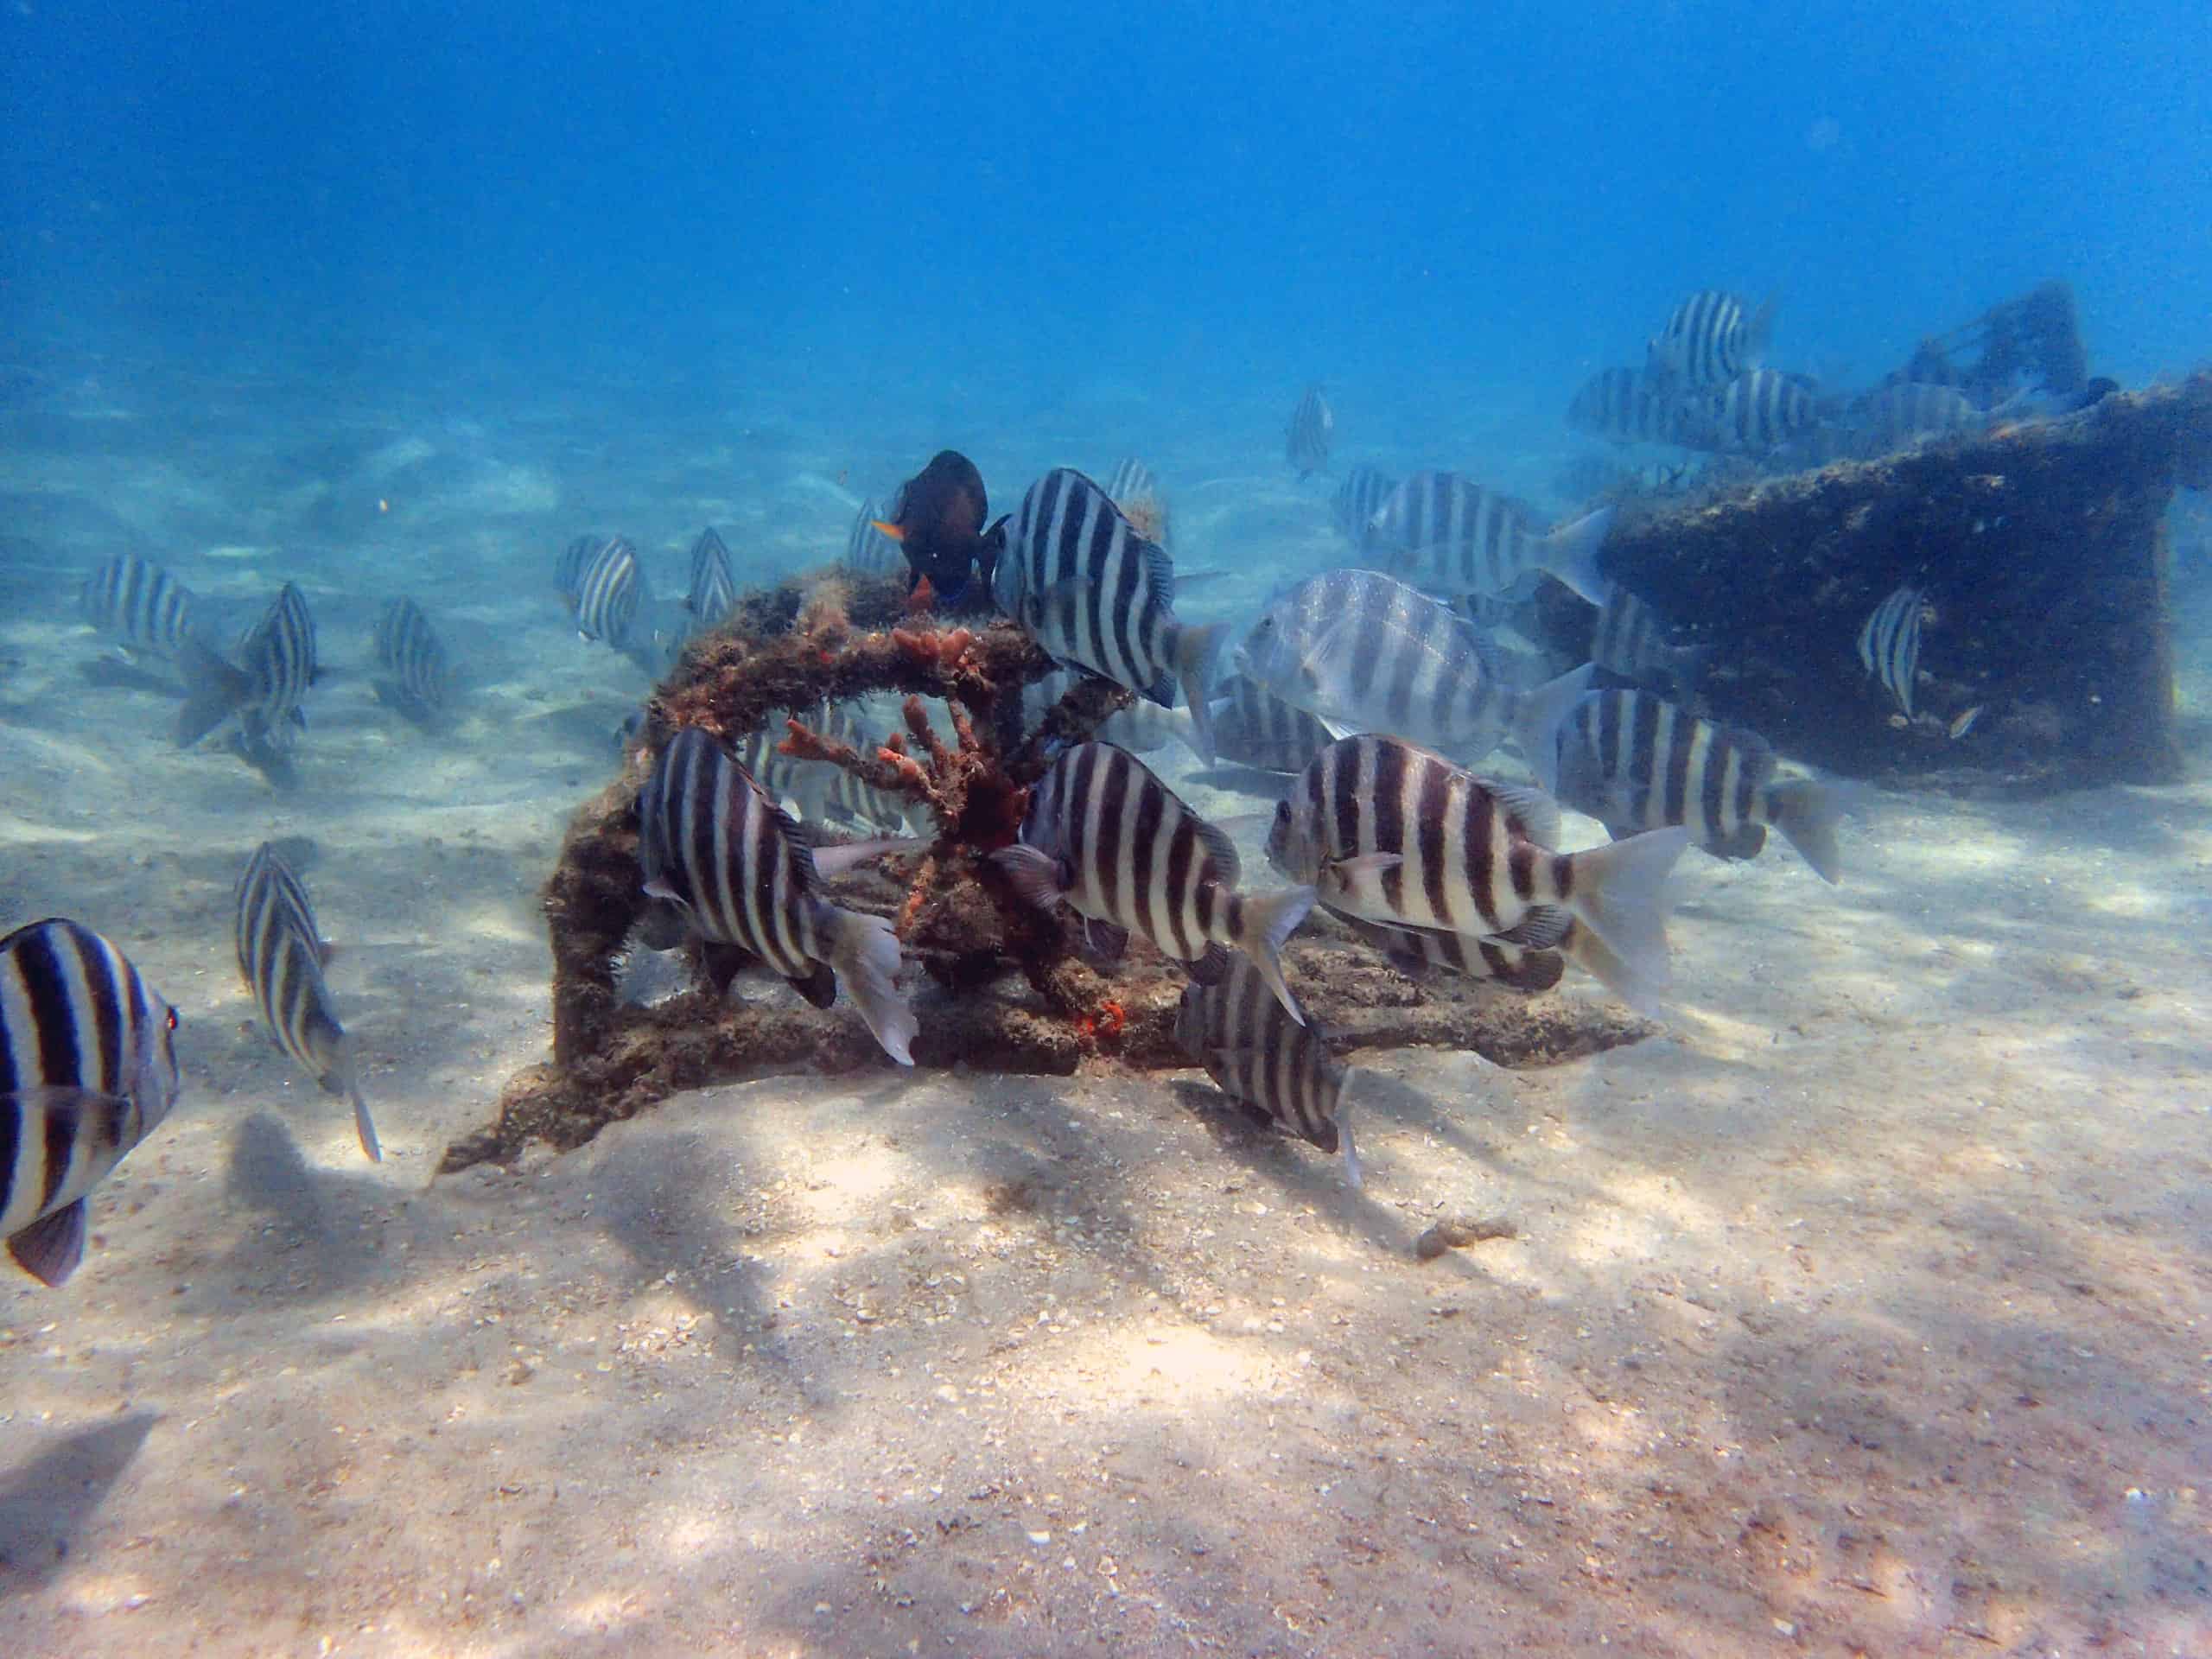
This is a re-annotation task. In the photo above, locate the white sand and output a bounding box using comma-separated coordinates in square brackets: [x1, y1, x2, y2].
[1, 387, 2208, 1655]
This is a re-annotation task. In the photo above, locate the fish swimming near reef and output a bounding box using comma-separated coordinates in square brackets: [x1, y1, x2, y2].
[1553, 689, 1842, 883]
[685, 526, 739, 631]
[1175, 957, 1361, 1188]
[569, 535, 642, 647]
[991, 467, 1224, 762]
[1332, 910, 1569, 994]
[1647, 289, 1777, 387]
[175, 581, 318, 752]
[1567, 367, 1691, 445]
[1694, 368, 1819, 454]
[1847, 382, 1987, 454]
[1367, 471, 1614, 606]
[637, 727, 919, 1064]
[1103, 457, 1170, 543]
[994, 741, 1316, 1021]
[79, 552, 198, 660]
[1234, 568, 1592, 772]
[371, 595, 451, 727]
[874, 450, 1000, 602]
[0, 918, 183, 1286]
[1207, 675, 1335, 775]
[1858, 583, 1924, 717]
[842, 499, 906, 579]
[235, 842, 383, 1161]
[1589, 586, 1707, 702]
[1268, 734, 1691, 1014]
[1286, 384, 1333, 478]
[1331, 465, 1396, 552]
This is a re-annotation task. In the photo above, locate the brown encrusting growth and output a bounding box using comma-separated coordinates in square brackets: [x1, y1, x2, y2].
[1534, 372, 2212, 791]
[446, 569, 1656, 1169]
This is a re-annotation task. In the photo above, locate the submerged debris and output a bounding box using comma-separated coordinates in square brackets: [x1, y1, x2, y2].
[1414, 1215, 1519, 1262]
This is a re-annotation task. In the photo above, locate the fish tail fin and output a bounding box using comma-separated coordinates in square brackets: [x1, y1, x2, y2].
[1234, 883, 1316, 1025]
[1764, 777, 1844, 885]
[1173, 620, 1227, 764]
[173, 639, 251, 748]
[1542, 505, 1616, 606]
[822, 904, 918, 1065]
[1510, 662, 1595, 794]
[1562, 825, 1692, 1015]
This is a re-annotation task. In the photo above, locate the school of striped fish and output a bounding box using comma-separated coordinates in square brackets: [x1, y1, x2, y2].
[35, 329, 2100, 1283]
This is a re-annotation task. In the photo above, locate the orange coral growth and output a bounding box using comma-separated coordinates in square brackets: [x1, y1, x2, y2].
[891, 626, 976, 671]
[906, 575, 936, 614]
[1096, 1000, 1127, 1039]
[877, 746, 933, 791]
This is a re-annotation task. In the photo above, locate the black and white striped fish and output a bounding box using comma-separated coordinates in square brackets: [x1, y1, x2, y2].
[1847, 383, 1986, 454]
[842, 499, 906, 579]
[741, 701, 919, 835]
[1267, 734, 1690, 1013]
[1234, 568, 1592, 772]
[1331, 466, 1396, 551]
[1697, 369, 1818, 454]
[1554, 690, 1842, 883]
[1590, 587, 1706, 702]
[235, 842, 381, 1161]
[686, 526, 739, 630]
[1857, 584, 1924, 717]
[1021, 671, 1210, 764]
[994, 741, 1315, 1020]
[0, 918, 182, 1286]
[1209, 675, 1333, 774]
[79, 553, 198, 658]
[1367, 471, 1613, 606]
[569, 536, 641, 646]
[1286, 384, 1333, 478]
[1174, 957, 1360, 1188]
[372, 596, 451, 726]
[989, 468, 1224, 762]
[175, 581, 318, 751]
[1566, 367, 1690, 445]
[1647, 290, 1776, 387]
[638, 727, 918, 1064]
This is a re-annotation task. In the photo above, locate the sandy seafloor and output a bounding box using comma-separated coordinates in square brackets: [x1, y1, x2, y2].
[0, 359, 2208, 1657]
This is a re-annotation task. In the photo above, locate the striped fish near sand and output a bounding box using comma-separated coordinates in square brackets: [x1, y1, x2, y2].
[637, 728, 918, 1064]
[1175, 957, 1362, 1188]
[372, 595, 451, 726]
[79, 553, 198, 658]
[1286, 384, 1333, 478]
[0, 918, 183, 1286]
[1367, 470, 1614, 606]
[686, 526, 739, 630]
[1647, 289, 1776, 387]
[235, 842, 382, 1161]
[1567, 367, 1688, 446]
[1858, 584, 1924, 717]
[1268, 734, 1691, 1014]
[1553, 689, 1843, 883]
[994, 741, 1316, 1022]
[175, 581, 319, 751]
[1332, 466, 1396, 551]
[569, 536, 641, 646]
[990, 468, 1224, 762]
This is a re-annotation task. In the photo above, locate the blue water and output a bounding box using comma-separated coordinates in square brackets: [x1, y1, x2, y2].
[9, 2, 2209, 412]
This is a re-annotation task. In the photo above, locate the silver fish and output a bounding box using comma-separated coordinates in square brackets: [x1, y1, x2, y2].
[1696, 368, 1818, 454]
[1267, 734, 1691, 1013]
[1857, 584, 1923, 717]
[1590, 586, 1706, 702]
[1208, 675, 1333, 774]
[1849, 382, 1986, 454]
[637, 728, 918, 1064]
[1368, 471, 1613, 606]
[1286, 384, 1333, 478]
[1233, 568, 1592, 772]
[1175, 956, 1360, 1188]
[994, 741, 1315, 1021]
[1647, 289, 1776, 387]
[1567, 367, 1690, 445]
[990, 468, 1223, 761]
[79, 553, 197, 658]
[1332, 466, 1396, 551]
[235, 842, 381, 1161]
[843, 499, 906, 579]
[0, 918, 183, 1286]
[1554, 690, 1841, 882]
[175, 581, 318, 752]
[1331, 911, 1567, 994]
[570, 536, 641, 646]
[372, 595, 451, 725]
[686, 526, 739, 631]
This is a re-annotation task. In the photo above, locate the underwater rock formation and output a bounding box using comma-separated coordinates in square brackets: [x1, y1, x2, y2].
[445, 569, 1650, 1167]
[1537, 372, 2212, 791]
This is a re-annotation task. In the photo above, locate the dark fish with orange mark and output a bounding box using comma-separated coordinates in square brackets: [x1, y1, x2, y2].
[873, 450, 1003, 602]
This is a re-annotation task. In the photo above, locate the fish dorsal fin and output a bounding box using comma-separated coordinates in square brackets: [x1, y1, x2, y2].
[1488, 781, 1562, 849]
[1193, 817, 1243, 886]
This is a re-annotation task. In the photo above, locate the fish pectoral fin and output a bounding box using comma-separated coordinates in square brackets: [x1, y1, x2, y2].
[990, 845, 1069, 912]
[8, 1197, 89, 1288]
[787, 960, 840, 1010]
[641, 876, 692, 911]
[1077, 917, 1130, 963]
